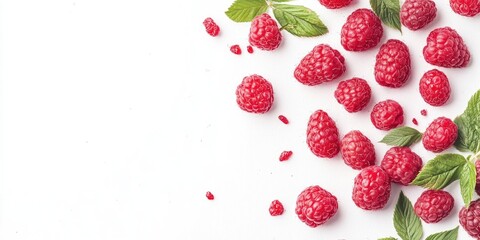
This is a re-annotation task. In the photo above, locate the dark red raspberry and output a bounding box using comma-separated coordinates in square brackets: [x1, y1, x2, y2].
[279, 151, 293, 161]
[419, 69, 451, 106]
[341, 130, 376, 170]
[421, 109, 428, 116]
[400, 0, 437, 31]
[412, 118, 418, 125]
[459, 198, 480, 238]
[450, 0, 480, 16]
[334, 78, 372, 113]
[247, 45, 254, 54]
[206, 191, 214, 200]
[249, 13, 282, 51]
[414, 190, 454, 223]
[423, 27, 470, 68]
[318, 0, 352, 9]
[230, 45, 242, 55]
[475, 160, 480, 196]
[341, 9, 383, 51]
[375, 40, 411, 88]
[278, 115, 289, 124]
[370, 100, 404, 130]
[381, 147, 422, 185]
[294, 44, 346, 86]
[352, 166, 391, 210]
[235, 75, 274, 114]
[203, 17, 220, 37]
[422, 117, 458, 153]
[269, 200, 284, 216]
[295, 185, 338, 227]
[306, 110, 340, 158]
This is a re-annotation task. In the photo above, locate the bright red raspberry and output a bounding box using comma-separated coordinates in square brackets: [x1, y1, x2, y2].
[400, 0, 437, 31]
[375, 40, 411, 88]
[279, 151, 293, 161]
[295, 185, 338, 227]
[278, 115, 289, 124]
[459, 198, 480, 238]
[334, 78, 372, 113]
[421, 109, 428, 116]
[203, 17, 220, 37]
[352, 166, 391, 210]
[249, 13, 282, 51]
[341, 9, 383, 51]
[294, 44, 346, 86]
[206, 191, 214, 200]
[423, 27, 470, 68]
[269, 200, 284, 216]
[230, 45, 242, 55]
[247, 45, 254, 54]
[475, 160, 480, 196]
[235, 75, 274, 114]
[419, 69, 451, 106]
[414, 190, 454, 223]
[341, 130, 376, 170]
[370, 100, 404, 130]
[450, 0, 480, 16]
[422, 117, 458, 153]
[380, 147, 422, 185]
[306, 110, 340, 158]
[318, 0, 352, 9]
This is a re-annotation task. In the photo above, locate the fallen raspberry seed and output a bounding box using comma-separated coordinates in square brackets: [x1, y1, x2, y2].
[421, 109, 427, 116]
[412, 118, 418, 125]
[206, 191, 214, 200]
[247, 45, 254, 54]
[278, 115, 289, 124]
[279, 151, 293, 161]
[269, 200, 284, 216]
[203, 17, 220, 37]
[230, 45, 242, 55]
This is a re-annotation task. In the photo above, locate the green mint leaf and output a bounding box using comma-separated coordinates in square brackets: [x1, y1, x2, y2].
[225, 0, 269, 22]
[379, 238, 398, 240]
[454, 90, 480, 153]
[380, 127, 422, 147]
[272, 4, 328, 37]
[394, 191, 423, 240]
[425, 226, 459, 240]
[370, 0, 402, 32]
[412, 154, 466, 189]
[460, 160, 477, 206]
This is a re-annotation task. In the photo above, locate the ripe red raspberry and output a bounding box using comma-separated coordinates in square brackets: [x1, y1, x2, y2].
[341, 130, 376, 170]
[459, 198, 480, 238]
[269, 200, 284, 216]
[249, 13, 282, 51]
[419, 69, 451, 106]
[318, 0, 352, 9]
[294, 44, 346, 86]
[414, 190, 454, 223]
[235, 75, 274, 114]
[295, 185, 338, 227]
[341, 9, 383, 51]
[380, 147, 423, 185]
[400, 0, 437, 31]
[370, 100, 404, 130]
[423, 27, 470, 68]
[450, 0, 480, 17]
[475, 159, 480, 196]
[203, 17, 220, 37]
[375, 40, 411, 88]
[334, 78, 371, 113]
[352, 166, 391, 210]
[422, 117, 458, 153]
[306, 110, 340, 158]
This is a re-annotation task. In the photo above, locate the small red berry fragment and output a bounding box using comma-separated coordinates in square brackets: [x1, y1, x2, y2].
[375, 39, 411, 88]
[236, 75, 274, 114]
[352, 166, 391, 210]
[450, 0, 480, 17]
[419, 69, 451, 106]
[414, 190, 454, 223]
[341, 9, 383, 51]
[249, 13, 282, 51]
[295, 185, 338, 227]
[203, 17, 220, 37]
[370, 100, 404, 130]
[206, 191, 214, 200]
[412, 118, 418, 125]
[459, 199, 480, 239]
[422, 117, 458, 153]
[400, 0, 437, 31]
[423, 27, 470, 68]
[318, 0, 352, 9]
[279, 151, 293, 161]
[269, 200, 284, 216]
[306, 110, 340, 158]
[247, 45, 254, 54]
[278, 115, 289, 124]
[421, 109, 428, 116]
[230, 45, 241, 55]
[380, 147, 423, 185]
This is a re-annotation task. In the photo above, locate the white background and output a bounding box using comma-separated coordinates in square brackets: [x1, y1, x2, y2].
[1, 0, 480, 239]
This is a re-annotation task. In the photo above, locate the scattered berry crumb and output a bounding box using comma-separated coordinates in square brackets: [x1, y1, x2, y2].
[279, 151, 293, 161]
[412, 118, 418, 125]
[247, 45, 254, 53]
[206, 191, 214, 200]
[278, 115, 289, 124]
[230, 45, 242, 55]
[269, 200, 284, 216]
[421, 109, 427, 116]
[203, 18, 220, 37]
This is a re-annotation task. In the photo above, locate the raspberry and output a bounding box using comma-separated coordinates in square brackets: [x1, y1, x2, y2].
[249, 13, 282, 51]
[370, 100, 404, 130]
[206, 191, 214, 200]
[269, 200, 284, 216]
[419, 69, 451, 106]
[450, 0, 480, 16]
[341, 9, 383, 51]
[294, 44, 346, 86]
[318, 0, 352, 9]
[340, 130, 376, 170]
[423, 27, 470, 68]
[279, 151, 293, 161]
[295, 186, 338, 227]
[459, 198, 480, 238]
[414, 190, 454, 223]
[230, 45, 242, 55]
[412, 118, 418, 125]
[235, 75, 274, 114]
[380, 147, 423, 185]
[400, 0, 437, 31]
[475, 160, 480, 196]
[422, 117, 458, 153]
[247, 45, 254, 54]
[374, 40, 411, 88]
[203, 18, 220, 37]
[352, 166, 391, 210]
[278, 115, 289, 124]
[421, 109, 428, 116]
[306, 110, 340, 158]
[334, 78, 372, 113]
